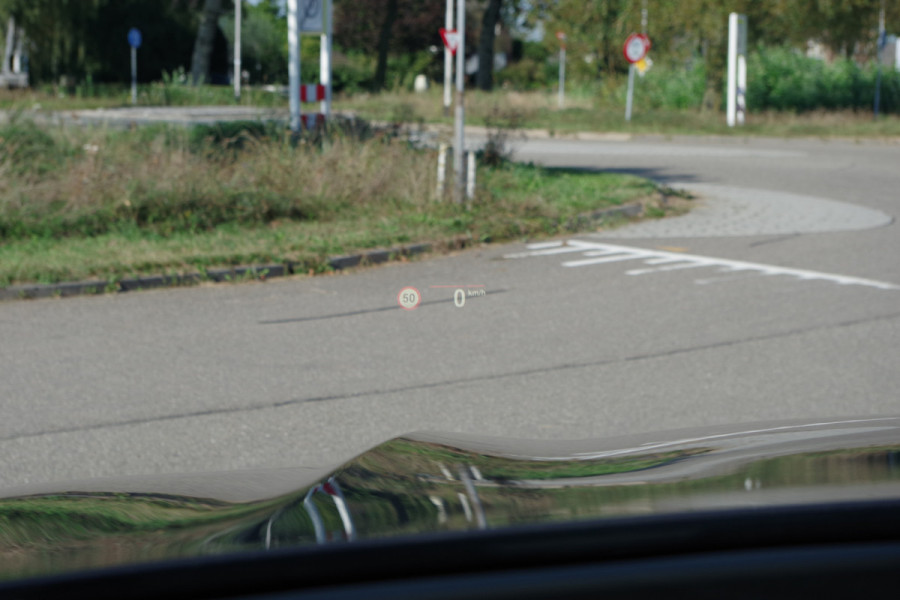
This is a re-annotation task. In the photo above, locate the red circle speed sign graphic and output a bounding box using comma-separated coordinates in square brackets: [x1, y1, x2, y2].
[397, 286, 422, 310]
[623, 33, 651, 64]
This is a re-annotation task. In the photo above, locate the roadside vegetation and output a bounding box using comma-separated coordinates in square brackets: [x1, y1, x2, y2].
[4, 43, 899, 139]
[0, 117, 665, 287]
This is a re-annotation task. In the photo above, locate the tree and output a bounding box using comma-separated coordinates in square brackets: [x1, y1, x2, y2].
[476, 0, 503, 90]
[191, 0, 224, 84]
[0, 0, 201, 84]
[373, 0, 399, 90]
[220, 0, 288, 84]
[334, 0, 447, 89]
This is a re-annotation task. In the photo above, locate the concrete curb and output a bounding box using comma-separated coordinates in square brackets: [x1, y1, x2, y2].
[0, 239, 460, 301]
[0, 204, 642, 302]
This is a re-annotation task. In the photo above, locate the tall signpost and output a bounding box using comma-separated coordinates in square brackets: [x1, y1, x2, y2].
[556, 31, 566, 109]
[287, 0, 300, 132]
[320, 0, 333, 118]
[234, 0, 241, 102]
[443, 0, 453, 117]
[453, 0, 466, 204]
[127, 28, 141, 106]
[727, 13, 747, 127]
[875, 2, 886, 119]
[288, 0, 332, 133]
[623, 33, 650, 122]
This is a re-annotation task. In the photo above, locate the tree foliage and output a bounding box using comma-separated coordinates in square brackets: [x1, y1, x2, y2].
[0, 0, 210, 84]
[1, 0, 898, 93]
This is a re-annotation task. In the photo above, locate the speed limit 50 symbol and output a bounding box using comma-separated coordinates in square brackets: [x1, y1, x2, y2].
[397, 286, 422, 310]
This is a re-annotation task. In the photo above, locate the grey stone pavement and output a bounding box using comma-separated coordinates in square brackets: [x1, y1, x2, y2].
[598, 183, 893, 238]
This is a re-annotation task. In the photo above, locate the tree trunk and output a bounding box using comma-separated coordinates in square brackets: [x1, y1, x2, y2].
[374, 0, 398, 90]
[191, 0, 223, 85]
[476, 0, 502, 91]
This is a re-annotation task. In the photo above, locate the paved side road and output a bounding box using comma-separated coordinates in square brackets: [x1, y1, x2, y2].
[0, 135, 898, 492]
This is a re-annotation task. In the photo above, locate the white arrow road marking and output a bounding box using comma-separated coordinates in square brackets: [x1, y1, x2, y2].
[504, 240, 900, 291]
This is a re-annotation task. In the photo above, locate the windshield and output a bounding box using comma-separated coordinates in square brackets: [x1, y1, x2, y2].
[1, 0, 899, 575]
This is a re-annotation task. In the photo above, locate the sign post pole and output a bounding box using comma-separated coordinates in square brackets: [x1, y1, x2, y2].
[726, 13, 747, 127]
[127, 28, 141, 106]
[320, 0, 332, 118]
[875, 2, 885, 119]
[624, 65, 634, 121]
[287, 0, 300, 133]
[453, 0, 466, 204]
[130, 46, 137, 105]
[556, 32, 566, 109]
[234, 0, 241, 102]
[622, 33, 649, 122]
[444, 0, 453, 117]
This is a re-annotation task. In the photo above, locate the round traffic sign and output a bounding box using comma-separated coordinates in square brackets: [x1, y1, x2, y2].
[397, 286, 422, 310]
[623, 33, 650, 64]
[127, 28, 142, 49]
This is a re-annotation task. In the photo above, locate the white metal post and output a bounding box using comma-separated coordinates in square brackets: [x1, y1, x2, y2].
[737, 53, 746, 125]
[875, 2, 885, 118]
[320, 0, 332, 118]
[234, 0, 241, 102]
[558, 46, 565, 109]
[437, 143, 447, 198]
[287, 0, 301, 132]
[726, 12, 738, 127]
[444, 0, 453, 117]
[453, 0, 466, 204]
[466, 151, 476, 199]
[624, 64, 634, 121]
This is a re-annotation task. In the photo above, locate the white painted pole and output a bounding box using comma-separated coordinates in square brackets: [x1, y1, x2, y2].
[726, 12, 738, 127]
[234, 0, 241, 102]
[130, 46, 137, 105]
[437, 143, 447, 198]
[444, 0, 453, 117]
[737, 54, 746, 125]
[320, 0, 332, 118]
[874, 2, 885, 118]
[466, 151, 476, 199]
[624, 64, 634, 121]
[287, 0, 301, 132]
[558, 46, 565, 109]
[453, 0, 466, 204]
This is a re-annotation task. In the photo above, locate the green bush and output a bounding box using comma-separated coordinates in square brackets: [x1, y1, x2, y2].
[187, 121, 281, 154]
[636, 62, 707, 110]
[498, 58, 552, 90]
[746, 46, 900, 113]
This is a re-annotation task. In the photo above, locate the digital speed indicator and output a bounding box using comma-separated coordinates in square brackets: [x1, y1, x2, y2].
[397, 286, 422, 310]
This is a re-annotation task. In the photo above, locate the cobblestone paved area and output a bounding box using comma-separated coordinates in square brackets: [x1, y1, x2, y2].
[597, 183, 893, 239]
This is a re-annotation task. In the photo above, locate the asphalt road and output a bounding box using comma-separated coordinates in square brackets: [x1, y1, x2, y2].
[2, 134, 899, 491]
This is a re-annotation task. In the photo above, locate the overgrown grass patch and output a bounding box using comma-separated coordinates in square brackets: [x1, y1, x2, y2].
[0, 119, 665, 287]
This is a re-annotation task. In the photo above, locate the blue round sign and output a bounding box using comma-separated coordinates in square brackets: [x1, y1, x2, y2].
[127, 28, 142, 49]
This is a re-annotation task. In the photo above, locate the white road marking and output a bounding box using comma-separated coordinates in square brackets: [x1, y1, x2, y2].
[504, 240, 900, 291]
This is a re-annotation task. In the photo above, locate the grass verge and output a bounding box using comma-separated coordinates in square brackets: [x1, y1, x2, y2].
[6, 84, 900, 139]
[338, 88, 900, 138]
[0, 119, 668, 288]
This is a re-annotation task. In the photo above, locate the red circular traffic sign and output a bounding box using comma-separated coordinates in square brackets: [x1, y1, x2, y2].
[623, 33, 651, 64]
[397, 286, 422, 310]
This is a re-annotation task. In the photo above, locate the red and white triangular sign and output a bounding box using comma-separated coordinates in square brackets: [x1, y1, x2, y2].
[439, 28, 461, 55]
